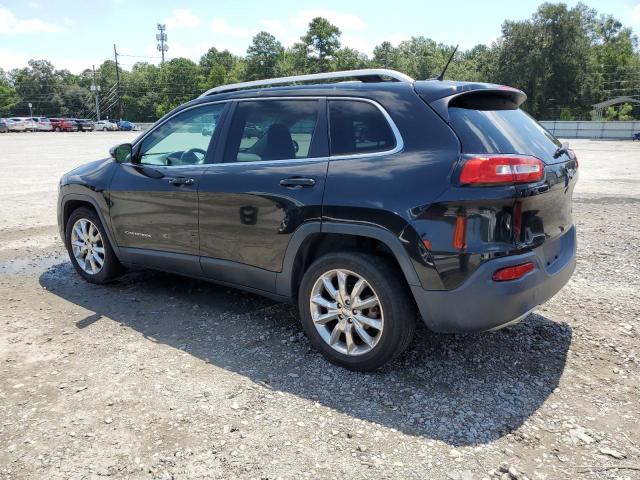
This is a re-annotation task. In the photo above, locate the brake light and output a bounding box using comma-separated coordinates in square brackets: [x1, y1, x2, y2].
[492, 262, 534, 281]
[459, 155, 544, 185]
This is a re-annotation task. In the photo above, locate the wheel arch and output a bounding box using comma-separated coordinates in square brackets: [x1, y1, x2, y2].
[276, 222, 421, 299]
[59, 193, 121, 258]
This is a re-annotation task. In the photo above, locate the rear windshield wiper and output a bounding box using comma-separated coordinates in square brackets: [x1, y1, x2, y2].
[553, 145, 570, 159]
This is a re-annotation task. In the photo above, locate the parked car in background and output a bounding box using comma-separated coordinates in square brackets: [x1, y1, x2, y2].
[0, 119, 8, 133]
[5, 118, 28, 132]
[72, 119, 95, 132]
[94, 120, 118, 131]
[10, 117, 36, 131]
[31, 117, 53, 132]
[117, 120, 136, 131]
[50, 118, 78, 132]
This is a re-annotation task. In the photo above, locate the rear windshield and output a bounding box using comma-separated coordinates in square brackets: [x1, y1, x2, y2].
[449, 107, 561, 163]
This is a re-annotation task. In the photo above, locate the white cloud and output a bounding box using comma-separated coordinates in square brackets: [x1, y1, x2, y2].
[0, 47, 28, 70]
[633, 3, 640, 24]
[290, 9, 365, 32]
[28, 2, 41, 8]
[0, 5, 62, 34]
[259, 19, 298, 47]
[164, 8, 200, 29]
[385, 33, 411, 47]
[210, 19, 249, 38]
[342, 35, 374, 56]
[0, 47, 99, 73]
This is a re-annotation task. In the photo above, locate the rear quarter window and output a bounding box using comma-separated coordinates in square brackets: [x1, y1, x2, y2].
[329, 100, 396, 156]
[449, 107, 561, 163]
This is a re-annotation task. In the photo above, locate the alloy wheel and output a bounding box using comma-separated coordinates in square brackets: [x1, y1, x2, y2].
[309, 269, 384, 356]
[70, 218, 105, 275]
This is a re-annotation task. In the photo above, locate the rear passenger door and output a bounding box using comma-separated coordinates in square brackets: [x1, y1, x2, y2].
[198, 98, 328, 291]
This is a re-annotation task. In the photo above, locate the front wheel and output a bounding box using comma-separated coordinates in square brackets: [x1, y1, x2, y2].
[298, 252, 417, 371]
[65, 207, 124, 284]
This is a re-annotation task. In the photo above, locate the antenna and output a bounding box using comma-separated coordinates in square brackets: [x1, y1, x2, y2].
[436, 44, 459, 81]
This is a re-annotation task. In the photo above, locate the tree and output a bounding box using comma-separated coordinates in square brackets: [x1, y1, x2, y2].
[300, 17, 341, 72]
[246, 32, 284, 80]
[10, 60, 64, 116]
[605, 103, 635, 121]
[0, 68, 19, 116]
[156, 58, 201, 117]
[59, 85, 93, 117]
[199, 47, 236, 77]
[331, 48, 369, 71]
[372, 42, 399, 69]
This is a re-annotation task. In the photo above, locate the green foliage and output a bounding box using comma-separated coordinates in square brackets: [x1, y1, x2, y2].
[300, 17, 341, 72]
[559, 108, 575, 120]
[2, 6, 639, 122]
[246, 32, 284, 80]
[604, 103, 635, 121]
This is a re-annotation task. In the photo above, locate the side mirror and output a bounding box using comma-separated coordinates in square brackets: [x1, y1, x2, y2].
[109, 143, 133, 163]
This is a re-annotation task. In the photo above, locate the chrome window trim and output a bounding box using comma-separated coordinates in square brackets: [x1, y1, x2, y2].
[327, 97, 404, 160]
[207, 157, 331, 168]
[131, 96, 404, 169]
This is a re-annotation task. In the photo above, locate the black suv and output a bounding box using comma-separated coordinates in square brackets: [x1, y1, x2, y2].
[57, 69, 577, 370]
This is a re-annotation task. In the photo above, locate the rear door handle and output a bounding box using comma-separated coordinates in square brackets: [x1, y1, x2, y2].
[168, 177, 195, 186]
[279, 177, 316, 188]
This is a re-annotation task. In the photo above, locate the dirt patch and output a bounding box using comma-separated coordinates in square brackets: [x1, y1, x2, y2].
[0, 134, 638, 479]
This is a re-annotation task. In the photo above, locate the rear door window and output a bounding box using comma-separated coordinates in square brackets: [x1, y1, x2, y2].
[328, 100, 396, 156]
[448, 107, 561, 163]
[223, 100, 320, 163]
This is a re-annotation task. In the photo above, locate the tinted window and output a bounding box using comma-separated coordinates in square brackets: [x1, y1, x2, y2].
[449, 107, 561, 163]
[139, 103, 225, 166]
[329, 100, 396, 156]
[224, 100, 319, 163]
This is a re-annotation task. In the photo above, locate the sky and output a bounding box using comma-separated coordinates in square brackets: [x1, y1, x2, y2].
[1, 0, 639, 73]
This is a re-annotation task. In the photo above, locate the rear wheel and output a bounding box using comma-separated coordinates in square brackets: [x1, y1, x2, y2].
[65, 207, 123, 284]
[298, 252, 416, 371]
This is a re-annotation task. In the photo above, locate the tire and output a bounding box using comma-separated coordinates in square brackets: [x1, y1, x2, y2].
[298, 252, 417, 371]
[65, 207, 124, 284]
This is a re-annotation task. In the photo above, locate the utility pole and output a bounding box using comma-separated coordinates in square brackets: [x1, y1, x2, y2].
[90, 64, 101, 121]
[156, 24, 168, 64]
[113, 44, 123, 121]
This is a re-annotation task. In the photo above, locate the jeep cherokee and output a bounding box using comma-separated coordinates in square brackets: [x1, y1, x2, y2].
[57, 69, 577, 370]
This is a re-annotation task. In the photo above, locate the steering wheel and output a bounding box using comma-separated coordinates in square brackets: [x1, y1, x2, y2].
[179, 147, 207, 164]
[292, 140, 299, 154]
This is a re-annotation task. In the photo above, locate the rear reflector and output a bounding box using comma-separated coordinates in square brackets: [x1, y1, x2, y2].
[459, 155, 544, 185]
[452, 214, 466, 250]
[492, 262, 535, 282]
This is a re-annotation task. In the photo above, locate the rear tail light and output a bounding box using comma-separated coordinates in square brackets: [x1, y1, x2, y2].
[492, 262, 534, 281]
[459, 155, 544, 185]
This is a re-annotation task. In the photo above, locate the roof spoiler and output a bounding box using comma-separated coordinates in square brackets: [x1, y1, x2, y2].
[427, 87, 527, 122]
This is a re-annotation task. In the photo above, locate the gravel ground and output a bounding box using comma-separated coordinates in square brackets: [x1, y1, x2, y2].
[0, 133, 639, 480]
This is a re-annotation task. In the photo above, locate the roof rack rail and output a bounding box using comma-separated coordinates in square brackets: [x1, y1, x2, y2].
[199, 69, 415, 97]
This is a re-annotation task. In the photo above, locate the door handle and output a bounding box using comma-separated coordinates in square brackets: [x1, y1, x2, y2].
[168, 177, 195, 186]
[279, 177, 316, 188]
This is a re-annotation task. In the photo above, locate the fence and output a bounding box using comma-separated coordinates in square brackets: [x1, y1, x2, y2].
[540, 121, 640, 140]
[134, 121, 640, 139]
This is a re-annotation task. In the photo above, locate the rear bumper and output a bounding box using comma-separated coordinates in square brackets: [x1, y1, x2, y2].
[412, 226, 576, 333]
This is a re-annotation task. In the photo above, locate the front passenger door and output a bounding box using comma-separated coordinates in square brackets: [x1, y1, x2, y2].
[109, 102, 227, 271]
